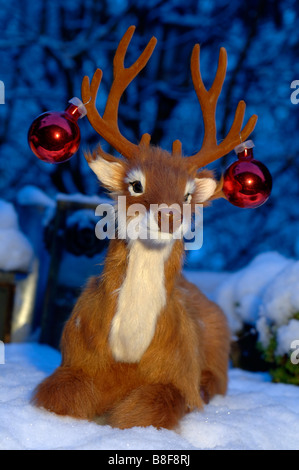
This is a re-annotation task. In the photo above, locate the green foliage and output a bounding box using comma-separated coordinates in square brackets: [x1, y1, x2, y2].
[258, 327, 299, 386]
[261, 336, 277, 364]
[270, 356, 299, 385]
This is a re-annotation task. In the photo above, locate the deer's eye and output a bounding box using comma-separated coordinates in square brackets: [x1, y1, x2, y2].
[184, 193, 192, 203]
[130, 180, 143, 194]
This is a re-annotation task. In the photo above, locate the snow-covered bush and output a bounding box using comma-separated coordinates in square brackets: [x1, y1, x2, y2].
[207, 252, 299, 384]
[256, 262, 299, 384]
[214, 252, 291, 336]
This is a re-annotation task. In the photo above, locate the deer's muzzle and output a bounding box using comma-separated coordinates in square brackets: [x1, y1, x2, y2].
[155, 207, 183, 234]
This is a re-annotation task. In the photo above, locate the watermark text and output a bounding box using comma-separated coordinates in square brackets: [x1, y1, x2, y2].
[0, 81, 4, 104]
[290, 339, 299, 365]
[94, 197, 204, 250]
[290, 80, 299, 104]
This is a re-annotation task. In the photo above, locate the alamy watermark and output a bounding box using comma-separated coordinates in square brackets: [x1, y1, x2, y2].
[290, 80, 299, 104]
[0, 341, 4, 364]
[0, 81, 4, 104]
[94, 197, 204, 250]
[290, 340, 299, 365]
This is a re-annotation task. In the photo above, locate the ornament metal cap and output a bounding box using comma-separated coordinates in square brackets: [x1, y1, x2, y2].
[68, 97, 87, 119]
[234, 139, 255, 155]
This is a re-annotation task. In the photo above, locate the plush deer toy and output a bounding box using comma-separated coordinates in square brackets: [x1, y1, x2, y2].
[33, 26, 257, 429]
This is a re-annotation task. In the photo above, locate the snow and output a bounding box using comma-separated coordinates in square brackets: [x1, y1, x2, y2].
[258, 261, 299, 328]
[0, 252, 298, 450]
[1, 246, 299, 450]
[16, 185, 56, 209]
[0, 199, 33, 272]
[212, 252, 293, 336]
[1, 342, 299, 450]
[0, 200, 19, 230]
[56, 192, 108, 205]
[276, 320, 299, 357]
[186, 252, 297, 347]
[255, 316, 271, 350]
[0, 229, 33, 273]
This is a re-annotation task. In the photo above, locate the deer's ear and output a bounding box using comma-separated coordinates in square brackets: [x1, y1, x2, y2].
[194, 176, 217, 203]
[85, 147, 126, 192]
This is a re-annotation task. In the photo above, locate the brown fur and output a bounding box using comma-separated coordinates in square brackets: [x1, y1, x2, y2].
[32, 148, 231, 430]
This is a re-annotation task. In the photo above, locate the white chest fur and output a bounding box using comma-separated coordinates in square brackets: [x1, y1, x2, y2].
[109, 240, 173, 363]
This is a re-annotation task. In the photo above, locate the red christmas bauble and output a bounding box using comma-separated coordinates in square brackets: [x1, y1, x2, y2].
[223, 142, 272, 209]
[28, 101, 84, 164]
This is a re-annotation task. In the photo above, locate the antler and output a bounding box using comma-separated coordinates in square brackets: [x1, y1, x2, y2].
[184, 45, 258, 170]
[82, 27, 257, 167]
[81, 26, 157, 159]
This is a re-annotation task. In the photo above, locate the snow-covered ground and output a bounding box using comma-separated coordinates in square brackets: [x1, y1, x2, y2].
[0, 342, 299, 450]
